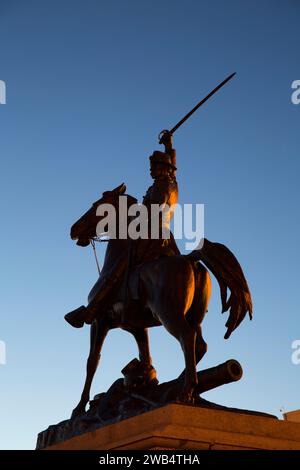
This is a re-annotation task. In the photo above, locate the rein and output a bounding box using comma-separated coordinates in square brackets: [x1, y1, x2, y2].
[90, 237, 109, 276]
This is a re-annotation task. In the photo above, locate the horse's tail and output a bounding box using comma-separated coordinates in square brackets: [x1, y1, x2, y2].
[186, 238, 253, 339]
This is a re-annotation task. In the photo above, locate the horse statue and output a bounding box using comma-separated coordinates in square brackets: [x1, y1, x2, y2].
[67, 183, 252, 418]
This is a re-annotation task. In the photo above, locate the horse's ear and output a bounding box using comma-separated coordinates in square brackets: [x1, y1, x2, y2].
[113, 183, 126, 195]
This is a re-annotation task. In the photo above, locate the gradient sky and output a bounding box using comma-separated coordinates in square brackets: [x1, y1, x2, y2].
[0, 0, 299, 449]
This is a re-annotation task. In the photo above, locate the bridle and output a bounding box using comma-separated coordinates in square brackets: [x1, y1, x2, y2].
[90, 236, 109, 276]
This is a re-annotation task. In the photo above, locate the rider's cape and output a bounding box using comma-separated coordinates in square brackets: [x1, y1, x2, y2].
[187, 238, 253, 339]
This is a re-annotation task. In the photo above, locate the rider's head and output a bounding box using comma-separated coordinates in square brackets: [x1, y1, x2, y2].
[149, 151, 176, 179]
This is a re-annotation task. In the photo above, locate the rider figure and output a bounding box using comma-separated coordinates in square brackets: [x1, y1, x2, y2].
[65, 132, 179, 328]
[135, 131, 179, 264]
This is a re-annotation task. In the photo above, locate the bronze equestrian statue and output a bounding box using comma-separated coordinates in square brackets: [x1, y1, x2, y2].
[65, 131, 252, 418]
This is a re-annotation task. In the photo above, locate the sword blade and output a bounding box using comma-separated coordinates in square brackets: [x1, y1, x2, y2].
[170, 72, 236, 135]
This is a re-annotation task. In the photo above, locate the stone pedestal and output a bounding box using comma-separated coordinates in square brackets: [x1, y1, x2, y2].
[44, 404, 300, 450]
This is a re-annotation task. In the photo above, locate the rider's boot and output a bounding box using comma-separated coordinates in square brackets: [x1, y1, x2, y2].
[64, 280, 115, 328]
[64, 306, 88, 328]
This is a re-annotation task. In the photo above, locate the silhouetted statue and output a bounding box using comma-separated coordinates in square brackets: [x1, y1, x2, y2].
[61, 73, 253, 420]
[65, 131, 252, 418]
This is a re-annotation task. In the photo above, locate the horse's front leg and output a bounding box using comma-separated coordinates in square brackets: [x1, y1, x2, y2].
[124, 327, 158, 387]
[71, 318, 109, 418]
[129, 327, 152, 368]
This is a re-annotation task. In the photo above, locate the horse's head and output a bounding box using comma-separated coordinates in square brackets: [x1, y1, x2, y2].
[70, 183, 136, 247]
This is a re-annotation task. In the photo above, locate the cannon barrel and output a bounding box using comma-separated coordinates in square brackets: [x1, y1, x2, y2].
[122, 358, 243, 396]
[145, 358, 243, 403]
[195, 359, 243, 394]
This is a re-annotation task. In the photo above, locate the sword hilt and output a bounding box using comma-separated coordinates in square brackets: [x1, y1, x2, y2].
[158, 129, 173, 151]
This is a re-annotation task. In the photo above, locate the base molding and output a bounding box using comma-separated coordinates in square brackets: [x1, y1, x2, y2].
[43, 404, 300, 450]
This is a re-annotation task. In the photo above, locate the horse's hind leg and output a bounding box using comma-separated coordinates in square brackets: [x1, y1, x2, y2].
[176, 324, 207, 384]
[164, 318, 197, 403]
[71, 317, 109, 418]
[179, 323, 197, 402]
[195, 325, 207, 365]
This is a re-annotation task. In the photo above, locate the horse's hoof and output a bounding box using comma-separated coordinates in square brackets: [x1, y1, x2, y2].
[177, 391, 195, 404]
[70, 404, 86, 419]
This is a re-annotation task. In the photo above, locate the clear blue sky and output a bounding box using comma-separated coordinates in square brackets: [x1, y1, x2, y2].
[0, 0, 299, 449]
